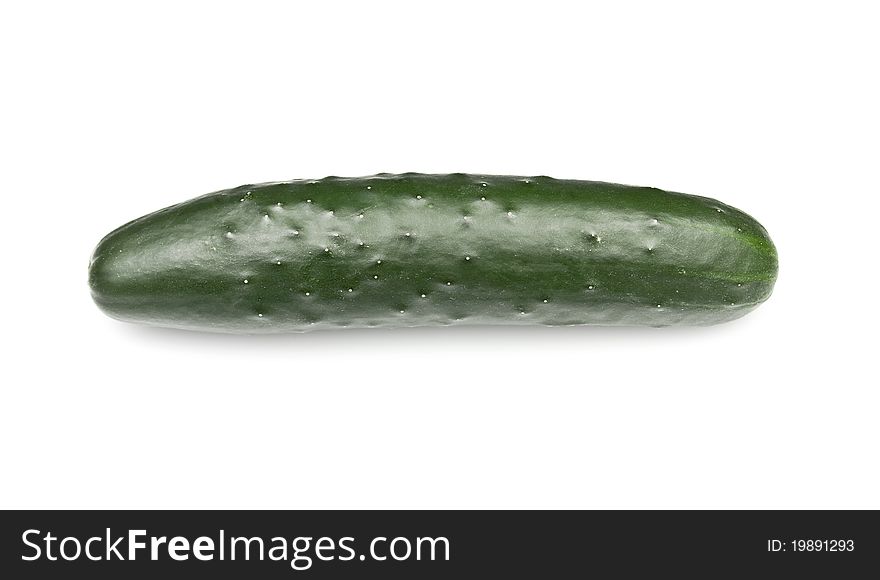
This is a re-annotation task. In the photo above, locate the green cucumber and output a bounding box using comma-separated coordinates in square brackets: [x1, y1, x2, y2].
[88, 173, 777, 332]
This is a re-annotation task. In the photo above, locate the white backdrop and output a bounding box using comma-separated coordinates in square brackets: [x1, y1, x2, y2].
[1, 1, 877, 508]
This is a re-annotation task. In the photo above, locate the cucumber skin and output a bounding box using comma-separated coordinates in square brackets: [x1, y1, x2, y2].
[88, 173, 777, 333]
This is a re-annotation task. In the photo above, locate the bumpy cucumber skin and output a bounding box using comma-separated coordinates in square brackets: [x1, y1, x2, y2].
[88, 173, 777, 332]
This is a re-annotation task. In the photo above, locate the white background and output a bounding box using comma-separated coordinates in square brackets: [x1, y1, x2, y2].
[1, 1, 878, 508]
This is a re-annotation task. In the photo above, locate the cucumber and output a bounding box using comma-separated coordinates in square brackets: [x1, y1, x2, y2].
[88, 173, 777, 332]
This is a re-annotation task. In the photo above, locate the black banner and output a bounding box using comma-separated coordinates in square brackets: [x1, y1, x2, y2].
[2, 511, 876, 577]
